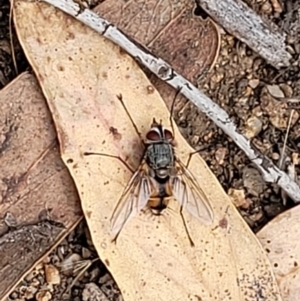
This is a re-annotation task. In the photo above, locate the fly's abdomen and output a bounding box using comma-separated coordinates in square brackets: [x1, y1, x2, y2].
[148, 182, 170, 213]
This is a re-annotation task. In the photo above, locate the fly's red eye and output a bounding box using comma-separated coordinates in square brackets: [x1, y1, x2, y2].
[164, 129, 173, 141]
[146, 130, 161, 141]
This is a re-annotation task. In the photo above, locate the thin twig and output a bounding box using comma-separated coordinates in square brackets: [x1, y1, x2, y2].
[279, 110, 295, 205]
[279, 109, 294, 169]
[35, 0, 300, 202]
[10, 0, 18, 74]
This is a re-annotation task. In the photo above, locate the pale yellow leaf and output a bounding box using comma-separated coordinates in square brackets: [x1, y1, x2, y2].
[14, 1, 282, 300]
[257, 205, 300, 301]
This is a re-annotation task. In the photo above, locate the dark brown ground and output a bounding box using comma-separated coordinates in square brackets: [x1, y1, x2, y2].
[3, 0, 300, 300]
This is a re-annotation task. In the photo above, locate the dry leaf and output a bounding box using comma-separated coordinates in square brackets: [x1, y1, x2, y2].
[95, 0, 220, 110]
[0, 73, 81, 300]
[14, 2, 282, 301]
[257, 205, 300, 301]
[95, 0, 219, 81]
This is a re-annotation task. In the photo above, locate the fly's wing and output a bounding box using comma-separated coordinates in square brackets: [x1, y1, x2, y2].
[110, 162, 154, 240]
[170, 158, 214, 225]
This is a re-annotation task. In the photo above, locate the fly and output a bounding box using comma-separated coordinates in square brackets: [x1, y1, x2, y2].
[84, 95, 214, 246]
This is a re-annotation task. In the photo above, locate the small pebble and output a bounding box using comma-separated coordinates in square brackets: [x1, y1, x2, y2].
[82, 283, 109, 301]
[31, 278, 40, 287]
[267, 84, 284, 98]
[248, 210, 264, 223]
[248, 79, 260, 89]
[35, 291, 52, 301]
[25, 269, 38, 282]
[228, 188, 247, 208]
[24, 286, 38, 300]
[260, 2, 272, 14]
[45, 264, 61, 285]
[264, 204, 283, 218]
[9, 291, 19, 300]
[244, 116, 262, 138]
[215, 147, 227, 165]
[4, 212, 18, 227]
[82, 247, 92, 259]
[279, 83, 293, 98]
[271, 153, 280, 160]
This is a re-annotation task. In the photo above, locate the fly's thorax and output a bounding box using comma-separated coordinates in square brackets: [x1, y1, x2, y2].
[145, 142, 174, 176]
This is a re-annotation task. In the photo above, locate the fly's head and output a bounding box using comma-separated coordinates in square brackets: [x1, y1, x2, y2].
[145, 118, 174, 145]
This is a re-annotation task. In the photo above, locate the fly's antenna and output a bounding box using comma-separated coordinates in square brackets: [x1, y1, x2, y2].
[116, 94, 145, 145]
[151, 117, 159, 128]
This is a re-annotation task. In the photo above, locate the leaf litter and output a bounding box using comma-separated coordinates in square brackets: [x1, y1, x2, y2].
[13, 1, 283, 300]
[0, 72, 82, 300]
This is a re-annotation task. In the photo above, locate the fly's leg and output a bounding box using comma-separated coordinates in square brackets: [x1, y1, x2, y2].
[168, 87, 209, 169]
[180, 208, 195, 247]
[84, 152, 135, 245]
[179, 181, 195, 247]
[185, 148, 208, 169]
[169, 87, 197, 247]
[84, 152, 135, 173]
[169, 86, 205, 162]
[169, 86, 183, 139]
[84, 151, 148, 245]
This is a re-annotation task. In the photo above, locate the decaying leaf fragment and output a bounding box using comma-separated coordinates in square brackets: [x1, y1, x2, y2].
[14, 1, 282, 301]
[0, 73, 82, 300]
[257, 205, 300, 301]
